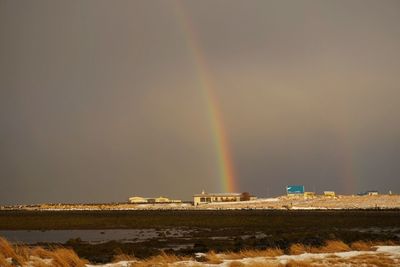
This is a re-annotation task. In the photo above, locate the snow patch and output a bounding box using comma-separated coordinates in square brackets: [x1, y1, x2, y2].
[82, 246, 400, 266]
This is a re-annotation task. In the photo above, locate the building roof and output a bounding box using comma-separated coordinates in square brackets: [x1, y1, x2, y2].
[129, 196, 147, 199]
[193, 192, 242, 197]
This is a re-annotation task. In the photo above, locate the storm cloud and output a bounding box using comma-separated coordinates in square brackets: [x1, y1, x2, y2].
[1, 0, 400, 204]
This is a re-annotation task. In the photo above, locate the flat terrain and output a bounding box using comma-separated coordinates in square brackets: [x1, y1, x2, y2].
[2, 194, 400, 211]
[0, 209, 400, 230]
[0, 210, 399, 262]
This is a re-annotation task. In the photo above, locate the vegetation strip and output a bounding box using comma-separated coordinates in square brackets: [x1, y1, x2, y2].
[0, 210, 400, 230]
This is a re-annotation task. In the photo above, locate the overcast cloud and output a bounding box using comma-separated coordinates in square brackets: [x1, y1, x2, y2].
[1, 0, 400, 204]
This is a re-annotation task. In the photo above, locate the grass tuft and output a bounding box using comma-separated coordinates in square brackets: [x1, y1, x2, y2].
[350, 241, 375, 251]
[229, 261, 246, 267]
[289, 243, 308, 255]
[0, 253, 12, 267]
[31, 246, 55, 259]
[30, 257, 52, 267]
[289, 240, 351, 255]
[0, 237, 88, 267]
[204, 250, 223, 264]
[0, 237, 26, 265]
[50, 248, 88, 267]
[0, 235, 399, 266]
[317, 240, 350, 253]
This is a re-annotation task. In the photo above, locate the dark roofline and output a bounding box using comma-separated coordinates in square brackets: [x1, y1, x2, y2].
[193, 193, 242, 197]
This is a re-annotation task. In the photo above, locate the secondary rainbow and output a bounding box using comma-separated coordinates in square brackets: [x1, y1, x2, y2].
[174, 1, 238, 192]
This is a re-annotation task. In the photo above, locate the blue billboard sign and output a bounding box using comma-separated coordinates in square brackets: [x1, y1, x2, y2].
[286, 185, 305, 194]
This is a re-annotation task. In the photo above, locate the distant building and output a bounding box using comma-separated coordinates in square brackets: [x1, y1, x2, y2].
[193, 191, 256, 206]
[155, 196, 170, 203]
[154, 196, 182, 203]
[128, 196, 148, 203]
[367, 191, 379, 196]
[286, 185, 305, 196]
[128, 196, 181, 204]
[324, 191, 336, 197]
[304, 192, 316, 198]
[357, 190, 379, 196]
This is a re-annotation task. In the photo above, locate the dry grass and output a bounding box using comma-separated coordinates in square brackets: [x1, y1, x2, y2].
[318, 252, 398, 266]
[30, 248, 88, 267]
[50, 248, 88, 267]
[0, 237, 27, 265]
[174, 263, 204, 267]
[347, 253, 396, 266]
[30, 257, 52, 267]
[316, 240, 350, 253]
[289, 243, 309, 255]
[204, 250, 223, 264]
[0, 237, 15, 258]
[229, 261, 246, 267]
[289, 240, 351, 255]
[224, 248, 283, 260]
[285, 260, 314, 267]
[0, 253, 12, 267]
[283, 251, 400, 267]
[242, 261, 284, 267]
[350, 240, 376, 251]
[31, 246, 55, 259]
[0, 235, 399, 267]
[374, 240, 397, 246]
[0, 237, 87, 267]
[14, 245, 31, 262]
[108, 241, 399, 267]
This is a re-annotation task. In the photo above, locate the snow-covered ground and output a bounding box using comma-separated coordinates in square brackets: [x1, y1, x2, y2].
[3, 194, 400, 211]
[9, 246, 400, 266]
[82, 246, 400, 266]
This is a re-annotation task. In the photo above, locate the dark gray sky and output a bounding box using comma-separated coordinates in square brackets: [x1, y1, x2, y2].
[1, 0, 400, 204]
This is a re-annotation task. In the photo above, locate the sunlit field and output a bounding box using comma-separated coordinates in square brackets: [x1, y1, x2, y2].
[1, 237, 400, 266]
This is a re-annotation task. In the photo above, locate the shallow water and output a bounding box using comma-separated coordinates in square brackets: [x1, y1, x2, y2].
[0, 228, 195, 244]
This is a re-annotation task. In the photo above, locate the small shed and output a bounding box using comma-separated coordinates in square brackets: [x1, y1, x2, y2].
[324, 191, 336, 197]
[367, 191, 379, 196]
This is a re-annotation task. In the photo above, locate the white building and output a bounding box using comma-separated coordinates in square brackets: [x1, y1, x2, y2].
[193, 191, 244, 206]
[128, 196, 148, 203]
[128, 196, 182, 204]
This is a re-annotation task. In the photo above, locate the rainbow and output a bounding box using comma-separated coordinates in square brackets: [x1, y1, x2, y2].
[174, 1, 238, 193]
